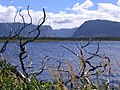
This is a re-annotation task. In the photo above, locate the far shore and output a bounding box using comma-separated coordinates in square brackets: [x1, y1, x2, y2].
[0, 37, 120, 42]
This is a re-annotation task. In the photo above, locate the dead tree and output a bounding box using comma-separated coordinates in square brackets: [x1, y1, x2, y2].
[0, 6, 46, 89]
[55, 39, 112, 89]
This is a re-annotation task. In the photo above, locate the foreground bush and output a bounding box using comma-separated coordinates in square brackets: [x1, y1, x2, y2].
[1, 59, 120, 90]
[0, 59, 55, 90]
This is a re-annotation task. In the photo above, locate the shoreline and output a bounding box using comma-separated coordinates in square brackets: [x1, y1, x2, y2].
[0, 37, 120, 42]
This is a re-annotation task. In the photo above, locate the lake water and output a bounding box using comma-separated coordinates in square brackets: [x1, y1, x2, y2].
[0, 41, 120, 83]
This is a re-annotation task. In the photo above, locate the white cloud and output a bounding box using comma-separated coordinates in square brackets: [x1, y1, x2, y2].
[1, 0, 120, 29]
[17, 6, 23, 9]
[78, 0, 93, 9]
[58, 1, 120, 29]
[48, 1, 120, 29]
[97, 3, 120, 14]
[0, 5, 17, 22]
[0, 5, 44, 25]
[117, 0, 120, 5]
[72, 0, 94, 13]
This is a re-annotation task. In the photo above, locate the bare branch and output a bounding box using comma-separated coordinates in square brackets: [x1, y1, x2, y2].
[85, 41, 100, 60]
[61, 45, 79, 57]
[80, 38, 92, 49]
[22, 8, 46, 46]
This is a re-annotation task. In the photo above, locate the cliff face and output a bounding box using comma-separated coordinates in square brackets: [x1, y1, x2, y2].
[40, 25, 55, 37]
[0, 23, 55, 37]
[73, 20, 120, 38]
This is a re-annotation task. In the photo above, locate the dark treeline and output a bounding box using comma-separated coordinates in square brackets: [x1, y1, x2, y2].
[1, 37, 120, 42]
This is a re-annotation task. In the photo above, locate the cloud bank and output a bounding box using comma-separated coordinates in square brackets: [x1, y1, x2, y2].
[0, 0, 120, 29]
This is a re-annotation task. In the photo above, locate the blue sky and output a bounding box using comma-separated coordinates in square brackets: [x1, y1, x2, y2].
[0, 0, 117, 12]
[0, 0, 120, 29]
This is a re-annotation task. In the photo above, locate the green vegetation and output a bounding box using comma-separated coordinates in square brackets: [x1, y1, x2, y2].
[0, 58, 119, 90]
[0, 59, 55, 90]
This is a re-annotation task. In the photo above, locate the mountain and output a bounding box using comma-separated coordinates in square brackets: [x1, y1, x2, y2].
[0, 23, 55, 37]
[73, 20, 120, 38]
[40, 25, 55, 37]
[54, 28, 77, 37]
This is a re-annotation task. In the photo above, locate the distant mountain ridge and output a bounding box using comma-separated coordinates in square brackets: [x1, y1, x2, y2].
[0, 22, 78, 38]
[0, 23, 55, 37]
[73, 20, 120, 38]
[1, 20, 120, 38]
[54, 28, 77, 37]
